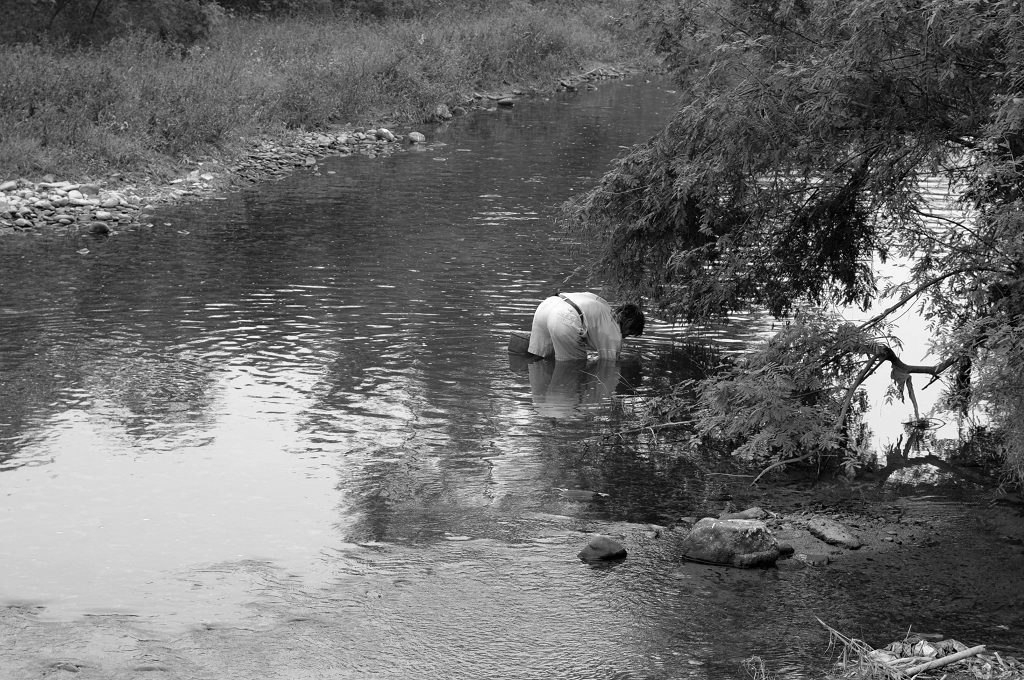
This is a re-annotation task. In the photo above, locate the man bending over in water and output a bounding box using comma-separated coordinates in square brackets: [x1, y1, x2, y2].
[528, 292, 645, 361]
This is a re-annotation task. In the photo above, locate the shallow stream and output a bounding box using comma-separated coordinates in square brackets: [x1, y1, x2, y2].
[1, 78, 1021, 679]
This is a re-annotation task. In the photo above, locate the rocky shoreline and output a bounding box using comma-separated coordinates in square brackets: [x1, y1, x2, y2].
[0, 65, 635, 238]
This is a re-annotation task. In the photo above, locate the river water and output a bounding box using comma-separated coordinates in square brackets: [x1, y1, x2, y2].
[1, 78, 1021, 679]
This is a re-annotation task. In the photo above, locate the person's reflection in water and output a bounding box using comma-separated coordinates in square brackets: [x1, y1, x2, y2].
[527, 358, 621, 420]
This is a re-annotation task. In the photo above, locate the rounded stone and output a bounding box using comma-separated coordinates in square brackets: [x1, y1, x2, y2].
[407, 131, 426, 144]
[578, 535, 627, 562]
[801, 553, 830, 566]
[433, 104, 453, 120]
[679, 518, 781, 568]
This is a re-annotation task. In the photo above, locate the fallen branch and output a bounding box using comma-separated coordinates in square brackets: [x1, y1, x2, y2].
[836, 353, 885, 427]
[905, 644, 985, 676]
[610, 420, 692, 437]
[858, 268, 973, 331]
[750, 451, 815, 485]
[860, 343, 957, 378]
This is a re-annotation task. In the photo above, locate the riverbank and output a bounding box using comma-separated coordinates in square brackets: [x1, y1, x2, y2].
[0, 64, 640, 237]
[0, 1, 654, 237]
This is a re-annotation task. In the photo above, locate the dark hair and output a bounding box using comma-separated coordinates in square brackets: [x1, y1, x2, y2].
[616, 303, 645, 337]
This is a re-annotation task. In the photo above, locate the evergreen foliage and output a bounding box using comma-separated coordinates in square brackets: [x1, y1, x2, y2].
[569, 0, 1024, 483]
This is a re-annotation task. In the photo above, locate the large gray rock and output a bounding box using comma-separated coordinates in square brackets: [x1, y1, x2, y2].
[679, 518, 781, 568]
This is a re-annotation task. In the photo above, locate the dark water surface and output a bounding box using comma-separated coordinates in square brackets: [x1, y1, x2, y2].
[1, 79, 1021, 679]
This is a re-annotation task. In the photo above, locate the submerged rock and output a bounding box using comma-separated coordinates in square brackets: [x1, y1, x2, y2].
[806, 517, 862, 549]
[578, 535, 627, 562]
[679, 518, 781, 568]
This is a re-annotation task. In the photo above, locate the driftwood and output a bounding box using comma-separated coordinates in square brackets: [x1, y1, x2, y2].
[905, 645, 986, 676]
[749, 343, 957, 485]
[836, 343, 956, 429]
[610, 420, 692, 438]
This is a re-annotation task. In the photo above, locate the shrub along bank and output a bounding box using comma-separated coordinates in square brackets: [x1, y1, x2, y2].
[0, 0, 649, 187]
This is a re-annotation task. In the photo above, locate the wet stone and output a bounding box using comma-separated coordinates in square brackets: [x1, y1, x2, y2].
[801, 553, 830, 566]
[579, 535, 627, 562]
[679, 518, 781, 568]
[806, 517, 862, 549]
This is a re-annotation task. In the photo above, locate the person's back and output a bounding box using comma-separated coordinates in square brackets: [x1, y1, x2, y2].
[528, 292, 637, 361]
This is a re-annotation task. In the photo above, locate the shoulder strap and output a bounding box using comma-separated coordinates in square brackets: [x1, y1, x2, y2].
[558, 293, 586, 330]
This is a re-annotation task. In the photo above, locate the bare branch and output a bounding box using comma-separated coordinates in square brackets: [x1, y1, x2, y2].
[858, 267, 974, 330]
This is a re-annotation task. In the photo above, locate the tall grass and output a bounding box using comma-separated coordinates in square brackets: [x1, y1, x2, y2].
[0, 0, 648, 180]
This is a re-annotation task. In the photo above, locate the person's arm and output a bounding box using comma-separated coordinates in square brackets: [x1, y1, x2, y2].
[586, 302, 623, 360]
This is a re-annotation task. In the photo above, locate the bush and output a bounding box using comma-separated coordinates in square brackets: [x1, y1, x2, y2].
[215, 0, 333, 16]
[1, 0, 218, 47]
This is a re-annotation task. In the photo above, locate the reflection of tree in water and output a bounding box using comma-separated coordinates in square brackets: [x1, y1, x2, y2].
[0, 312, 219, 468]
[77, 346, 217, 442]
[335, 445, 507, 544]
[528, 358, 621, 421]
[534, 438, 713, 524]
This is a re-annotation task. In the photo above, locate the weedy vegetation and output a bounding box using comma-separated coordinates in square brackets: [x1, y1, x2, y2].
[0, 0, 649, 180]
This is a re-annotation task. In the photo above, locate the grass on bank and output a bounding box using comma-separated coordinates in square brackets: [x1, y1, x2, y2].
[0, 0, 649, 183]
